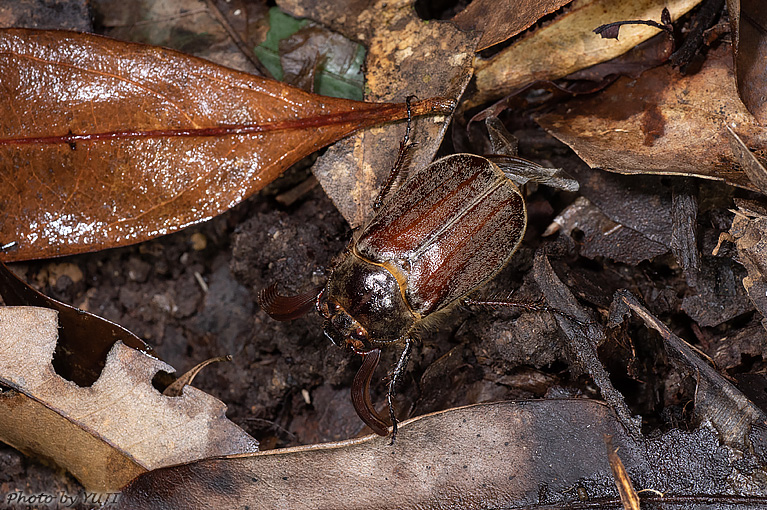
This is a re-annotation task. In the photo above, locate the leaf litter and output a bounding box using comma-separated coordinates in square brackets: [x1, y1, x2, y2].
[2, 0, 767, 508]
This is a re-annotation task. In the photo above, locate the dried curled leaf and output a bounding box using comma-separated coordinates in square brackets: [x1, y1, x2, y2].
[469, 0, 701, 108]
[0, 306, 258, 491]
[0, 29, 453, 261]
[535, 43, 766, 190]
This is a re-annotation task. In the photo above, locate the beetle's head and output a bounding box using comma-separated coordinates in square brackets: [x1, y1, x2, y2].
[317, 290, 374, 352]
[318, 253, 414, 352]
[258, 252, 414, 352]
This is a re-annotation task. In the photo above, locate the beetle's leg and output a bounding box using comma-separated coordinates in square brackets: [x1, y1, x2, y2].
[465, 298, 593, 330]
[373, 96, 417, 210]
[464, 297, 550, 312]
[387, 338, 413, 445]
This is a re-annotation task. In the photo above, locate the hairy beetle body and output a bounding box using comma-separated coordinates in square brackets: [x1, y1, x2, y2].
[258, 110, 576, 439]
[322, 153, 527, 350]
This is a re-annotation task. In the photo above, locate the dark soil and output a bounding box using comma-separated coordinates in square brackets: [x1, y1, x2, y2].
[2, 1, 766, 508]
[5, 116, 764, 507]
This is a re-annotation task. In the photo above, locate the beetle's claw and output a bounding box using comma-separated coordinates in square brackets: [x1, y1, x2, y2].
[388, 389, 399, 445]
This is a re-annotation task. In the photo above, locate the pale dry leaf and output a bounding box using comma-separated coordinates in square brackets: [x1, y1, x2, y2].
[278, 0, 478, 227]
[469, 0, 701, 109]
[0, 306, 258, 492]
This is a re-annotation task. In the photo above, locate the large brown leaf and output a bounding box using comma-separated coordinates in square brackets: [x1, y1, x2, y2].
[117, 398, 767, 509]
[0, 29, 453, 261]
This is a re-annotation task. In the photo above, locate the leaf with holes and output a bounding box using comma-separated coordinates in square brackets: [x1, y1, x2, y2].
[0, 306, 259, 492]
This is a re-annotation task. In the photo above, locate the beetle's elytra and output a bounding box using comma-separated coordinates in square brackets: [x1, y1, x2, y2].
[321, 153, 526, 349]
[259, 104, 576, 439]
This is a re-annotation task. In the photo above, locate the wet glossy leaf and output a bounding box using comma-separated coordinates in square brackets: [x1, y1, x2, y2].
[0, 29, 453, 261]
[0, 306, 258, 491]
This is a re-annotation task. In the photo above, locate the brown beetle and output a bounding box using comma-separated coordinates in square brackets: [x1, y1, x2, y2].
[259, 103, 577, 439]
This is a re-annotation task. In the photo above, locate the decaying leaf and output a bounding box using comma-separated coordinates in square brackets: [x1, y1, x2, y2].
[0, 0, 92, 32]
[450, 0, 571, 52]
[0, 261, 163, 387]
[610, 290, 767, 445]
[278, 0, 478, 227]
[90, 0, 265, 76]
[119, 397, 767, 509]
[728, 0, 767, 123]
[0, 29, 453, 261]
[469, 0, 701, 109]
[533, 252, 642, 436]
[0, 306, 258, 491]
[548, 196, 669, 264]
[535, 43, 767, 190]
[729, 200, 767, 331]
[254, 8, 365, 100]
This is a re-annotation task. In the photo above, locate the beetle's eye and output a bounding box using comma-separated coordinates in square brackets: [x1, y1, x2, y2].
[351, 327, 367, 341]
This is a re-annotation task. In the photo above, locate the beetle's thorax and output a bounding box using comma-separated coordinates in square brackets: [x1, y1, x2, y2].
[320, 248, 416, 350]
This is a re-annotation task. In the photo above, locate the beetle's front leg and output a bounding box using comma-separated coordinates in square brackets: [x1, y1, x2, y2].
[388, 338, 413, 444]
[373, 96, 417, 210]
